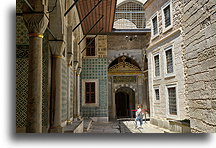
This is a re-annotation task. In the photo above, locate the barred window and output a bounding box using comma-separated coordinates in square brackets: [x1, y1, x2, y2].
[155, 89, 160, 100]
[114, 2, 145, 29]
[85, 82, 95, 103]
[165, 48, 173, 73]
[168, 87, 177, 115]
[86, 38, 95, 56]
[152, 15, 158, 35]
[163, 4, 171, 28]
[154, 55, 160, 76]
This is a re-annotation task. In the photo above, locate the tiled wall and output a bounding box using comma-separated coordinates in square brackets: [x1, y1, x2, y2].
[16, 0, 30, 128]
[61, 59, 68, 122]
[70, 68, 73, 118]
[81, 58, 108, 117]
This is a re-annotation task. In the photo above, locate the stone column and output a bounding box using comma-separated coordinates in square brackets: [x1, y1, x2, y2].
[73, 69, 78, 119]
[49, 40, 65, 133]
[23, 13, 48, 133]
[108, 76, 112, 119]
[76, 68, 81, 118]
[112, 88, 116, 119]
[66, 54, 73, 124]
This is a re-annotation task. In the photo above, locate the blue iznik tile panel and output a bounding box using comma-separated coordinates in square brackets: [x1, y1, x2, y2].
[81, 58, 108, 117]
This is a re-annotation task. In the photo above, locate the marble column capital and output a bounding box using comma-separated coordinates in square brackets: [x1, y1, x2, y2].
[49, 40, 65, 56]
[23, 13, 49, 35]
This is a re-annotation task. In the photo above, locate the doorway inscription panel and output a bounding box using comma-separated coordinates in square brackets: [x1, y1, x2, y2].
[113, 76, 136, 83]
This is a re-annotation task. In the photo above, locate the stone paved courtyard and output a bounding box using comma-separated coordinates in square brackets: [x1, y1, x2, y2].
[85, 120, 165, 133]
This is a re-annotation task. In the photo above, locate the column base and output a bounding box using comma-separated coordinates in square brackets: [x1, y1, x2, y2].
[73, 115, 83, 121]
[67, 120, 73, 125]
[49, 126, 64, 133]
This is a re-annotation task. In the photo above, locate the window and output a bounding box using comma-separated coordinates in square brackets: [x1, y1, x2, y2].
[155, 89, 160, 100]
[86, 38, 95, 56]
[154, 54, 160, 77]
[85, 82, 95, 103]
[82, 79, 99, 107]
[162, 2, 172, 31]
[163, 5, 171, 28]
[165, 48, 173, 74]
[114, 2, 145, 29]
[168, 87, 177, 115]
[152, 15, 158, 36]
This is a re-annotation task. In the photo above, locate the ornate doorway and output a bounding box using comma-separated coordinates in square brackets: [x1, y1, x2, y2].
[115, 87, 135, 118]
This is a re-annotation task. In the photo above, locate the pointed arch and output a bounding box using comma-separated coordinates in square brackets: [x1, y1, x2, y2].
[108, 56, 141, 70]
[48, 0, 64, 40]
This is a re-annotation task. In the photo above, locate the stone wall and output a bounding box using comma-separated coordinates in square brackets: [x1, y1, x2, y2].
[96, 35, 107, 58]
[145, 0, 183, 43]
[146, 31, 187, 121]
[182, 0, 216, 133]
[107, 34, 148, 70]
[144, 0, 188, 129]
[107, 35, 147, 51]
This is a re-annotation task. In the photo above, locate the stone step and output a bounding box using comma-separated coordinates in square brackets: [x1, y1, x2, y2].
[162, 128, 180, 133]
[83, 117, 93, 132]
[64, 120, 84, 133]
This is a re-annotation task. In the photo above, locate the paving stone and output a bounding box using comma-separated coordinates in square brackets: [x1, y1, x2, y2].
[86, 120, 166, 133]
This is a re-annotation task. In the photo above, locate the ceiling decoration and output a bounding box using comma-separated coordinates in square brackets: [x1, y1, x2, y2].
[76, 0, 117, 35]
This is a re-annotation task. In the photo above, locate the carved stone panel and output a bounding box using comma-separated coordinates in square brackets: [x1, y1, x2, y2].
[113, 76, 136, 83]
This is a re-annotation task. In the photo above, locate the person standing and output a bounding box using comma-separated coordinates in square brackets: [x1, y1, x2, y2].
[135, 105, 143, 129]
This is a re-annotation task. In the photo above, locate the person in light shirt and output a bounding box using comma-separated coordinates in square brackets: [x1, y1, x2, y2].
[135, 105, 143, 129]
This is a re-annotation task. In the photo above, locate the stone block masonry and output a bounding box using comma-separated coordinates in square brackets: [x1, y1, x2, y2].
[182, 0, 216, 133]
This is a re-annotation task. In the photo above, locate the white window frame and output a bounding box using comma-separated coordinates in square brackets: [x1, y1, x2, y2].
[152, 85, 160, 117]
[163, 45, 175, 78]
[153, 86, 160, 103]
[165, 84, 179, 119]
[151, 12, 159, 39]
[82, 79, 99, 107]
[161, 1, 173, 33]
[153, 51, 161, 80]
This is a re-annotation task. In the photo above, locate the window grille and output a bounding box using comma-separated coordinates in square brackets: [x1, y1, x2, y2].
[152, 15, 158, 35]
[165, 48, 173, 73]
[86, 38, 95, 56]
[168, 87, 177, 115]
[114, 2, 145, 29]
[155, 89, 160, 100]
[163, 5, 171, 28]
[154, 55, 160, 76]
[85, 82, 96, 103]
